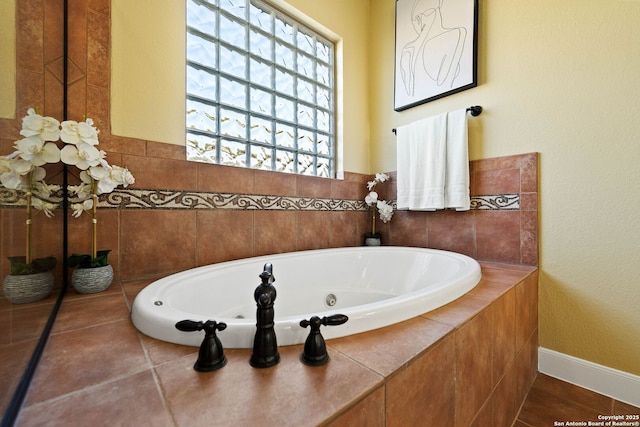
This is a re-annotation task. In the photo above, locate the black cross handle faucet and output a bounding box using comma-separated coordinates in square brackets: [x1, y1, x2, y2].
[299, 314, 348, 366]
[175, 319, 227, 372]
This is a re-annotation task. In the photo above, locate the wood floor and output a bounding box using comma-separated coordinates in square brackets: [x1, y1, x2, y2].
[515, 374, 639, 426]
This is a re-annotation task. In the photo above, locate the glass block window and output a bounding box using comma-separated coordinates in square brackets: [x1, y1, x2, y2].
[186, 0, 335, 178]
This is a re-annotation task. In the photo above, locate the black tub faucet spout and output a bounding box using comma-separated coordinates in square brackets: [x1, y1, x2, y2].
[250, 263, 280, 368]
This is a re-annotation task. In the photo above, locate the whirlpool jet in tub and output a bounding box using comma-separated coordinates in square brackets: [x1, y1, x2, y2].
[131, 246, 482, 348]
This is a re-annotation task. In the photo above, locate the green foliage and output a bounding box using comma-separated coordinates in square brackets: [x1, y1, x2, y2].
[8, 256, 57, 275]
[67, 250, 111, 268]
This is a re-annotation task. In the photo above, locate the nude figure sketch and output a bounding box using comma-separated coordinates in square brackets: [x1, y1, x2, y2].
[400, 0, 467, 97]
[394, 0, 476, 110]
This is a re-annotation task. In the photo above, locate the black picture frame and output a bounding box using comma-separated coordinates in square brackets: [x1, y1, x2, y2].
[394, 0, 478, 111]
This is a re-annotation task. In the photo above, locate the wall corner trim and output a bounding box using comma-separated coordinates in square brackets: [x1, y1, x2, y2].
[538, 347, 640, 407]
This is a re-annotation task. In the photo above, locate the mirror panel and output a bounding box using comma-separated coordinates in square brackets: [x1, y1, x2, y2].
[0, 0, 65, 420]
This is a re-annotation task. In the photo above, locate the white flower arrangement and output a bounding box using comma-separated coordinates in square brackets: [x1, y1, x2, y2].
[365, 172, 394, 237]
[1, 108, 136, 273]
[60, 117, 134, 267]
[0, 108, 62, 274]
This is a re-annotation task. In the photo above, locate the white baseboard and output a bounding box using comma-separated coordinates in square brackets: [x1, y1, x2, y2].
[538, 347, 640, 407]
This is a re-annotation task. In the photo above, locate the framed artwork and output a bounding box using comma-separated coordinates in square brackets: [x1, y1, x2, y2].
[394, 0, 478, 111]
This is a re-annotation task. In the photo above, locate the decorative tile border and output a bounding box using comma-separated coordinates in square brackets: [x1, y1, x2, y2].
[471, 194, 520, 210]
[0, 188, 63, 208]
[102, 189, 365, 211]
[1, 188, 519, 211]
[0, 188, 22, 206]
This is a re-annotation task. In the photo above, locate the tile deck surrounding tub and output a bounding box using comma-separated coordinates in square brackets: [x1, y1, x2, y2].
[18, 262, 538, 426]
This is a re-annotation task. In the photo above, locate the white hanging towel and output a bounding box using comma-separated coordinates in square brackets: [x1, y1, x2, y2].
[444, 108, 471, 211]
[396, 109, 470, 211]
[396, 112, 447, 210]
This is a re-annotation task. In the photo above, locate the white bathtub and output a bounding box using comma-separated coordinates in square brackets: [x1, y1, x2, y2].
[131, 246, 481, 348]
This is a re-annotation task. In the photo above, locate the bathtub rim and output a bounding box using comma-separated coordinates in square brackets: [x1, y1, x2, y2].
[131, 246, 482, 348]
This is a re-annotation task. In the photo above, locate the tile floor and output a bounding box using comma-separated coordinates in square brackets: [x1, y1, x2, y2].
[516, 374, 639, 426]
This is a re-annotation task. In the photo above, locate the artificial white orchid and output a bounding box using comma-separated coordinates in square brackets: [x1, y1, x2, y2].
[61, 117, 134, 266]
[67, 182, 92, 200]
[376, 200, 394, 223]
[9, 108, 61, 169]
[30, 197, 59, 218]
[367, 172, 389, 190]
[77, 164, 134, 196]
[67, 181, 93, 218]
[20, 108, 61, 141]
[60, 142, 104, 170]
[60, 118, 99, 145]
[0, 108, 63, 274]
[364, 172, 394, 238]
[61, 117, 135, 204]
[364, 191, 378, 206]
[2, 110, 137, 273]
[0, 157, 32, 189]
[59, 117, 105, 170]
[70, 199, 93, 219]
[15, 135, 62, 166]
[109, 165, 135, 187]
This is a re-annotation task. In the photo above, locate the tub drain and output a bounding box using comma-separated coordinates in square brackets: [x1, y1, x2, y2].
[325, 293, 337, 307]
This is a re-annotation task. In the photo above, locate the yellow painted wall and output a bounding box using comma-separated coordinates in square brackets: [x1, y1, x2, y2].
[111, 0, 185, 145]
[0, 0, 16, 119]
[111, 0, 371, 174]
[369, 0, 640, 375]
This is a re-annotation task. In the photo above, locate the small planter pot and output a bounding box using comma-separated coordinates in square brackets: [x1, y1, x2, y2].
[3, 271, 54, 304]
[363, 233, 382, 246]
[72, 264, 114, 294]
